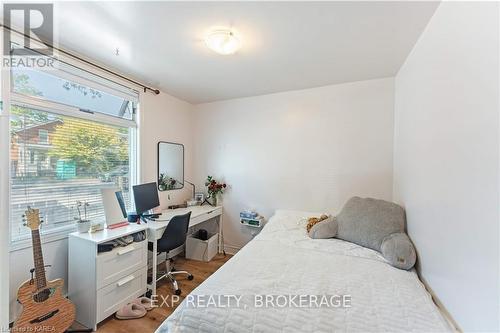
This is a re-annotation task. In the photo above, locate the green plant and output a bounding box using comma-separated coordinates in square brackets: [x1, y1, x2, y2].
[158, 173, 177, 190]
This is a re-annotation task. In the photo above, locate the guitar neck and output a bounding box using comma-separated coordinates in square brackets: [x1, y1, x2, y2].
[31, 229, 47, 289]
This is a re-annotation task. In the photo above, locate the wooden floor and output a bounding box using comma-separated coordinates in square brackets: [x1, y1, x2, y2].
[93, 254, 231, 333]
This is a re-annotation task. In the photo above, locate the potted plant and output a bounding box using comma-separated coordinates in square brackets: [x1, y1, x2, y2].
[75, 200, 91, 233]
[204, 176, 227, 206]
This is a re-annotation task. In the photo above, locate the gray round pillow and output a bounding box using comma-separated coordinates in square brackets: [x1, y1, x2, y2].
[380, 233, 416, 270]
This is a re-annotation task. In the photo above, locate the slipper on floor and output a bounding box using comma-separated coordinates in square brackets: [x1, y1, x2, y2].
[132, 297, 154, 311]
[115, 303, 147, 320]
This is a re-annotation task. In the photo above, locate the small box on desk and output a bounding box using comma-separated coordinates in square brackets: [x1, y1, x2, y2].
[186, 233, 219, 262]
[240, 211, 258, 219]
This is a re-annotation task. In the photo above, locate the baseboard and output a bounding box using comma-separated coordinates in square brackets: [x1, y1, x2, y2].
[418, 275, 461, 332]
[222, 243, 241, 255]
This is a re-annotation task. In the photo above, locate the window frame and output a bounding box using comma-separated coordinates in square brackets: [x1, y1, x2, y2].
[38, 129, 49, 144]
[6, 47, 140, 251]
[0, 27, 12, 329]
[8, 98, 139, 251]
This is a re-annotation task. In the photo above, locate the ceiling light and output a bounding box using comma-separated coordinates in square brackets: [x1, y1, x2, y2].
[205, 29, 241, 55]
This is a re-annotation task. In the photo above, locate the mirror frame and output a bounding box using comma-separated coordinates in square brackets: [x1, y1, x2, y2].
[157, 141, 185, 191]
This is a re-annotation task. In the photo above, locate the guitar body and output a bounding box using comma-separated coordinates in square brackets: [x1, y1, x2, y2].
[14, 207, 76, 333]
[13, 278, 75, 333]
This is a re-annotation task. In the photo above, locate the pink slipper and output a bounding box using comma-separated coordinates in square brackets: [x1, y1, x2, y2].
[115, 303, 147, 319]
[131, 297, 154, 311]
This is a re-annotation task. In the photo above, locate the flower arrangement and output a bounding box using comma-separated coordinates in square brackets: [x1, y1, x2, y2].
[205, 176, 227, 205]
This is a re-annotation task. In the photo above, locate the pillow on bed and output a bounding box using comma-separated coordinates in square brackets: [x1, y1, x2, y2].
[336, 197, 405, 251]
[380, 233, 416, 270]
[335, 196, 416, 270]
[308, 216, 338, 239]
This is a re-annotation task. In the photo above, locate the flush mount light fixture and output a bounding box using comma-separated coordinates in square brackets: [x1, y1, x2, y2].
[205, 29, 241, 55]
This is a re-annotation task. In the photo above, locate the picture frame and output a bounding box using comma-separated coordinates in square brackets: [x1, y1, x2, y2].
[194, 192, 205, 203]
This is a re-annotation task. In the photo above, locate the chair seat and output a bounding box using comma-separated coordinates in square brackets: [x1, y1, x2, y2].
[148, 238, 182, 253]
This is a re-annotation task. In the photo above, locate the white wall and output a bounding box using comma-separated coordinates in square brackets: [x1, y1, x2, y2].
[393, 2, 499, 331]
[194, 78, 395, 250]
[139, 90, 195, 207]
[0, 110, 8, 329]
[8, 90, 194, 322]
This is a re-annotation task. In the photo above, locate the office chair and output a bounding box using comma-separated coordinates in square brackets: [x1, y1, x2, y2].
[148, 212, 193, 295]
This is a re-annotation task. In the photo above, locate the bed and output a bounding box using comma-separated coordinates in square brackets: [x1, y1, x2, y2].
[157, 210, 452, 333]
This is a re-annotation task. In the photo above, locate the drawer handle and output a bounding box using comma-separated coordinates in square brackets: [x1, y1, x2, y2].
[206, 210, 214, 214]
[117, 275, 135, 287]
[117, 246, 135, 256]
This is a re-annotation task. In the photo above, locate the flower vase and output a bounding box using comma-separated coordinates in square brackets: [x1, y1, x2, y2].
[211, 194, 218, 206]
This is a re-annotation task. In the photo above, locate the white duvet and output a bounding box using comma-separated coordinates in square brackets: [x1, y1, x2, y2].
[157, 210, 452, 333]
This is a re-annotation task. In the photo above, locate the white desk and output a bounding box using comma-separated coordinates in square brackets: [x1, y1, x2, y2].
[146, 205, 223, 295]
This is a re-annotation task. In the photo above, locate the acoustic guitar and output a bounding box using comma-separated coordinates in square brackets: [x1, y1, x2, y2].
[12, 207, 75, 333]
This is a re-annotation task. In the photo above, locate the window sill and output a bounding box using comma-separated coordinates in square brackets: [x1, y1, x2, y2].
[9, 225, 77, 252]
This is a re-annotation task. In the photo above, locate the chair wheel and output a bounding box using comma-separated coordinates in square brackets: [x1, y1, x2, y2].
[175, 289, 182, 296]
[188, 274, 194, 280]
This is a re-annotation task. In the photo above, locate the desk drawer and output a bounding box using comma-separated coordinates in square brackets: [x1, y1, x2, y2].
[190, 207, 222, 226]
[96, 241, 146, 289]
[96, 266, 147, 323]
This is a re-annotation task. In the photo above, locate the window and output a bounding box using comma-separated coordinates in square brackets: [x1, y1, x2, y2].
[8, 53, 138, 244]
[10, 106, 134, 241]
[38, 129, 48, 144]
[9, 44, 137, 120]
[12, 67, 136, 120]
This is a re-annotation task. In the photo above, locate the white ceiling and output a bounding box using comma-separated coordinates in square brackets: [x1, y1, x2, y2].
[30, 2, 440, 103]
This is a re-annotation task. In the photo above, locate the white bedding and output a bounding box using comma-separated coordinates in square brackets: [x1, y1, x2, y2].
[157, 210, 452, 333]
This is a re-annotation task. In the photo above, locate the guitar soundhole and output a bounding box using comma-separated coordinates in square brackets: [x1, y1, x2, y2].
[33, 288, 51, 302]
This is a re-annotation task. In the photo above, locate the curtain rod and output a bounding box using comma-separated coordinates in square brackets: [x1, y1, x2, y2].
[1, 25, 160, 95]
